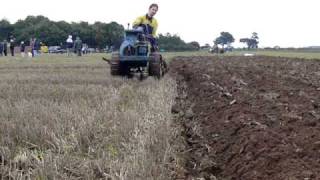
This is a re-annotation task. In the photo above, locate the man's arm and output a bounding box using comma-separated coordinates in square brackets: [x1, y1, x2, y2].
[132, 16, 143, 28]
[152, 20, 158, 37]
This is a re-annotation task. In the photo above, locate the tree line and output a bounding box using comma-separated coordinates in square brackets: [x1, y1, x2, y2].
[157, 33, 200, 51]
[0, 15, 258, 51]
[0, 16, 124, 49]
[0, 16, 200, 51]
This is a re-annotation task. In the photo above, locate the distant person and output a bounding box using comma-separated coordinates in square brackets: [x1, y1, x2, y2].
[33, 38, 41, 56]
[74, 37, 82, 56]
[20, 41, 26, 57]
[9, 36, 16, 56]
[0, 40, 3, 56]
[3, 40, 8, 56]
[30, 37, 35, 57]
[82, 43, 88, 54]
[66, 35, 73, 56]
[133, 3, 158, 51]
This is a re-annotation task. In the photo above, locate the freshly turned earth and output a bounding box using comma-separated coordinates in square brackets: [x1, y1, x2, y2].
[170, 56, 320, 180]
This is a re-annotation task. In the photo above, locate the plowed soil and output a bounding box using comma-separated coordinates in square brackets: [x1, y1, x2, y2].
[170, 56, 320, 180]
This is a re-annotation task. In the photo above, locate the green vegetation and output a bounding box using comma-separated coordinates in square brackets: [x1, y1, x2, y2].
[1, 16, 200, 52]
[162, 49, 320, 61]
[240, 32, 259, 49]
[0, 53, 108, 64]
[214, 32, 235, 48]
[0, 16, 124, 49]
[229, 49, 320, 59]
[158, 33, 200, 51]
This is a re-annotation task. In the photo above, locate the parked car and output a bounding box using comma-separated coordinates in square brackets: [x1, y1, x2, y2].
[48, 46, 67, 54]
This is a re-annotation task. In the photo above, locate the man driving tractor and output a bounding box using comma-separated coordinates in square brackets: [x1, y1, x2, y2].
[103, 3, 167, 78]
[132, 3, 159, 51]
[132, 3, 168, 71]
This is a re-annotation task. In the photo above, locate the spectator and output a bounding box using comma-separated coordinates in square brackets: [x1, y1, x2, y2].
[34, 39, 41, 56]
[9, 36, 16, 56]
[20, 41, 26, 57]
[74, 37, 82, 56]
[30, 38, 35, 57]
[3, 40, 8, 56]
[82, 43, 88, 54]
[0, 40, 3, 56]
[66, 35, 73, 56]
[30, 38, 40, 57]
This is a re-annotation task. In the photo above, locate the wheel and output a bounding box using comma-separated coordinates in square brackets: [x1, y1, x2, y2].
[110, 52, 120, 75]
[149, 53, 163, 79]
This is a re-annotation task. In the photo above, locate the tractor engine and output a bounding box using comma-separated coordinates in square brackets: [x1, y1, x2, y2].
[105, 28, 166, 79]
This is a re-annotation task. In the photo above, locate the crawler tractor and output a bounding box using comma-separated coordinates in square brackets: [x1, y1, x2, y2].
[104, 28, 167, 79]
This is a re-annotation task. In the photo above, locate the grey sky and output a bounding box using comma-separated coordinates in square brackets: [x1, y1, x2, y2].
[1, 0, 319, 47]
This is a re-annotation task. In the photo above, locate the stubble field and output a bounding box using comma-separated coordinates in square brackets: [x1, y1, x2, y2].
[0, 54, 179, 179]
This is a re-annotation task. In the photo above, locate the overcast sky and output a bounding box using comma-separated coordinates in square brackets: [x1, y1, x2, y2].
[0, 0, 319, 47]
